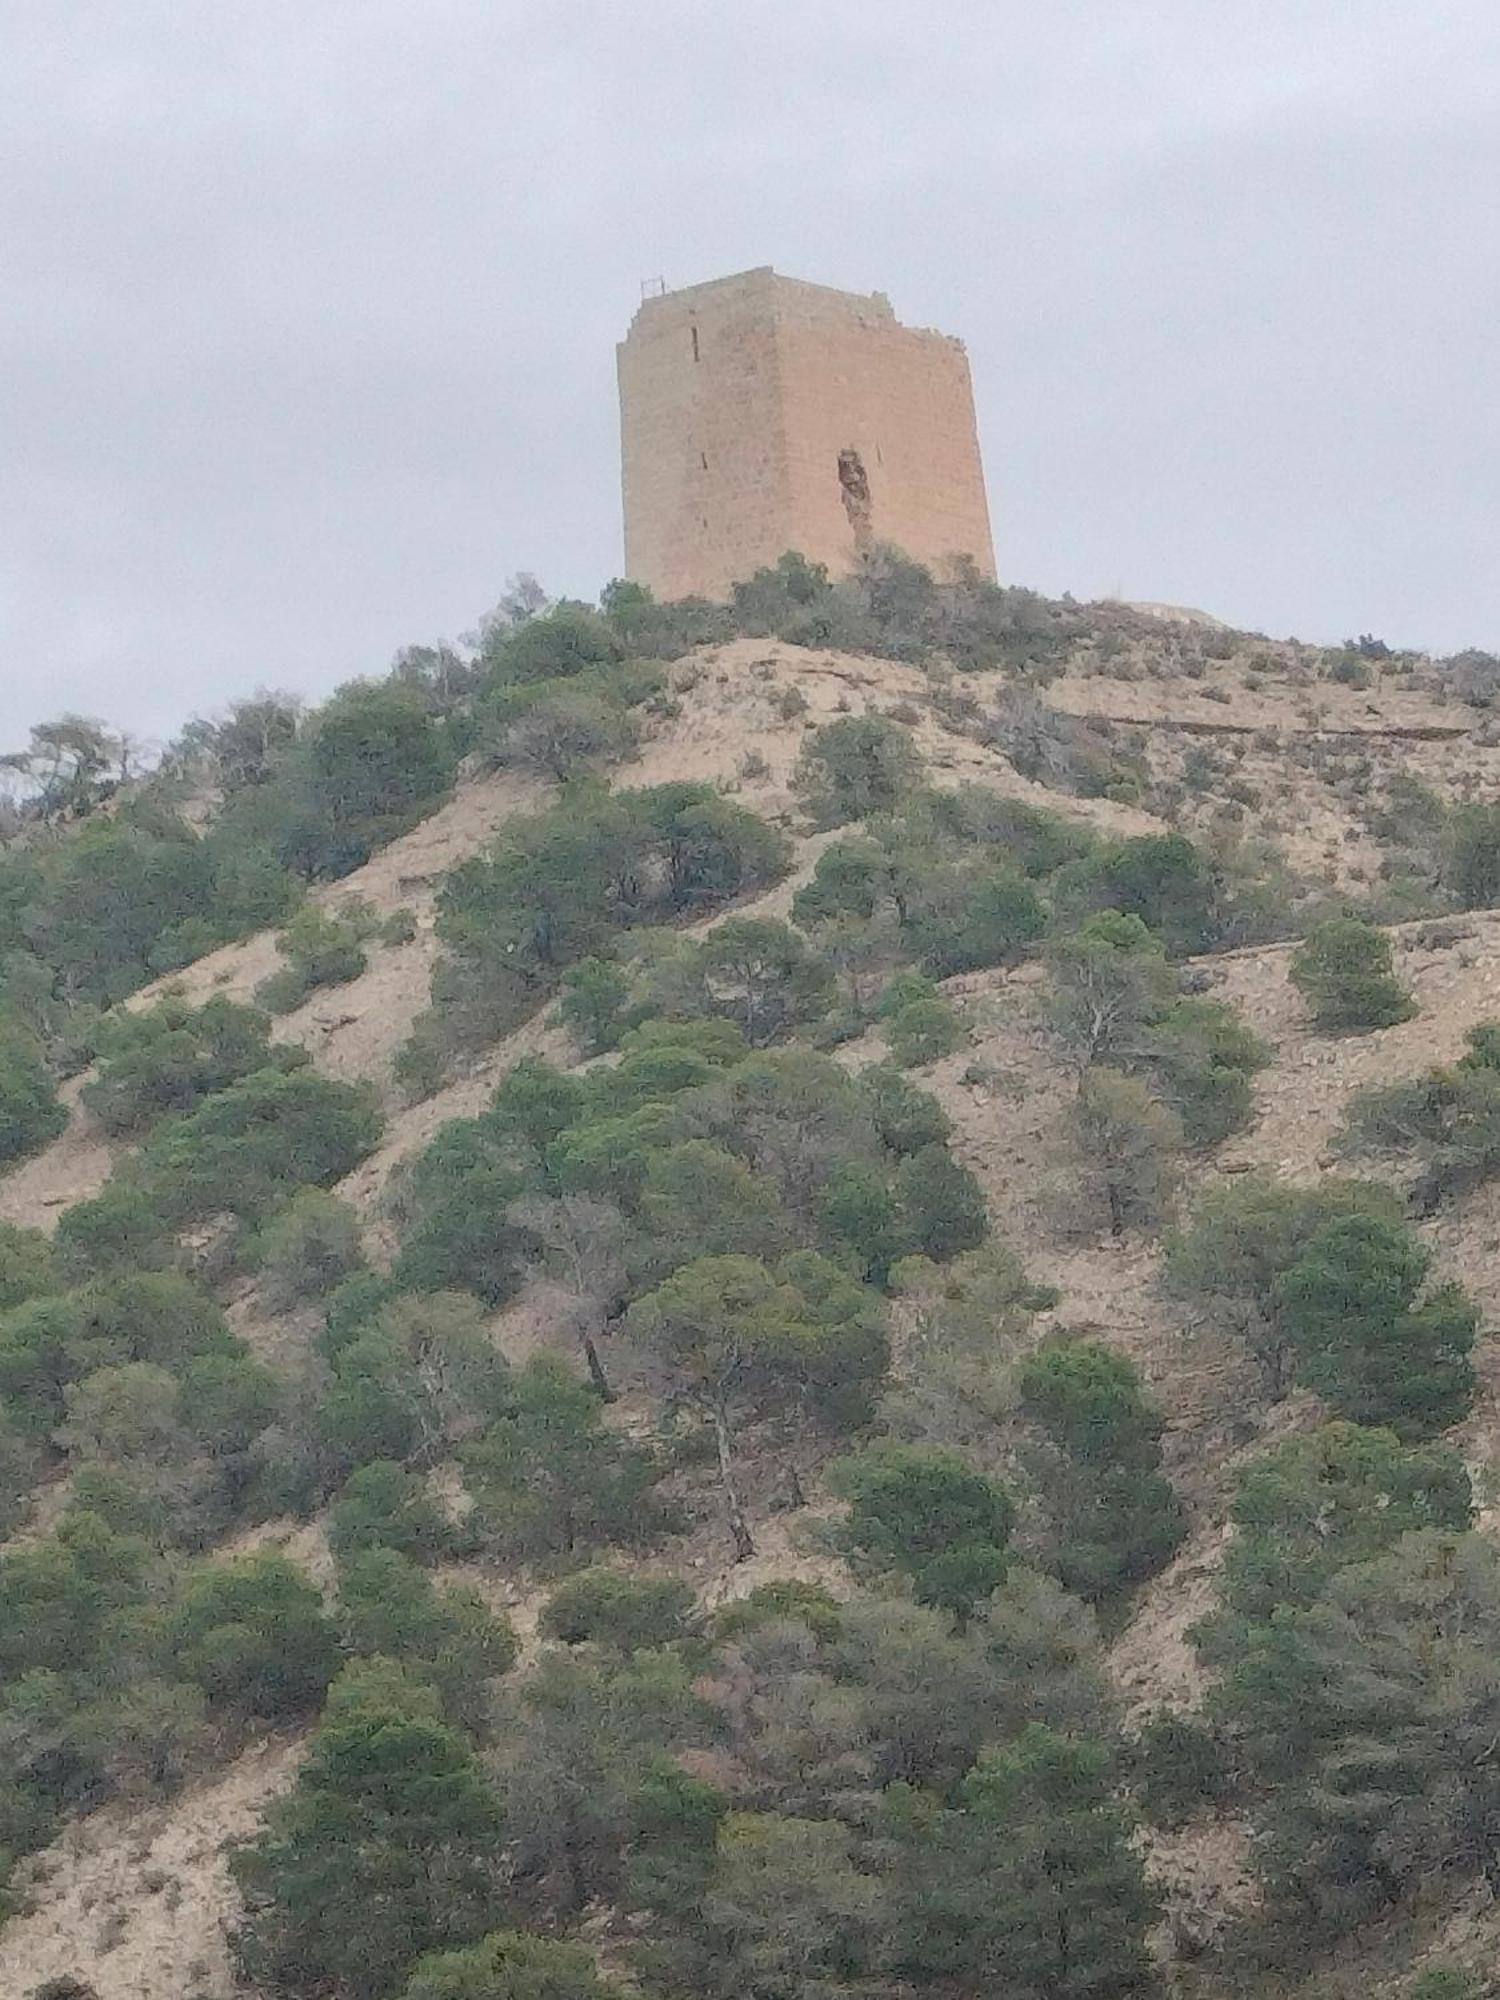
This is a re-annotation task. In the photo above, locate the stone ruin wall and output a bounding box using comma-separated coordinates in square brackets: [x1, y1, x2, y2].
[617, 267, 995, 602]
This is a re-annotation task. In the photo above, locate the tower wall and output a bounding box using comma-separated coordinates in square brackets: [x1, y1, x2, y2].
[617, 268, 995, 602]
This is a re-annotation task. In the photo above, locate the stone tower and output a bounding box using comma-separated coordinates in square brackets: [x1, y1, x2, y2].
[617, 267, 995, 602]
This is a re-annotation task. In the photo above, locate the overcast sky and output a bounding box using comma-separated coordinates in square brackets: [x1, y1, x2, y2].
[3, 2, 1498, 747]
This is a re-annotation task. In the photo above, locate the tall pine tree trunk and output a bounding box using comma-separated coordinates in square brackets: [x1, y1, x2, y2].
[580, 1327, 614, 1402]
[711, 1402, 755, 1561]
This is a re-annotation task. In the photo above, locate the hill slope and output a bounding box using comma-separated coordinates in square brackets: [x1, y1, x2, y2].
[5, 596, 1500, 2000]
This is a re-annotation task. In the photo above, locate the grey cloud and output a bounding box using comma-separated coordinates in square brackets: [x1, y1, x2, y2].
[2, 0, 1498, 743]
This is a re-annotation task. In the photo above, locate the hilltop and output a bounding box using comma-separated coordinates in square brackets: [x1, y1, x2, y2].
[3, 556, 1500, 2000]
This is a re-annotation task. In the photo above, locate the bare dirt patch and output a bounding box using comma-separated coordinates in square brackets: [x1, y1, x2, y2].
[0, 1735, 306, 2000]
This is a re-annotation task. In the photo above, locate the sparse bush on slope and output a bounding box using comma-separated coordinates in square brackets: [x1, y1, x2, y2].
[1342, 1021, 1500, 1210]
[252, 1187, 367, 1306]
[257, 899, 380, 1013]
[792, 713, 923, 827]
[1045, 912, 1267, 1148]
[829, 1442, 1014, 1620]
[81, 994, 295, 1135]
[1, 807, 299, 1010]
[1167, 1172, 1413, 1398]
[140, 1065, 384, 1226]
[1289, 915, 1415, 1031]
[1019, 1339, 1185, 1604]
[407, 783, 791, 1071]
[483, 676, 641, 780]
[1273, 1212, 1476, 1438]
[0, 1012, 66, 1164]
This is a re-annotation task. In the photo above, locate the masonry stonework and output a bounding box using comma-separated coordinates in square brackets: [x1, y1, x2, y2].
[617, 267, 995, 602]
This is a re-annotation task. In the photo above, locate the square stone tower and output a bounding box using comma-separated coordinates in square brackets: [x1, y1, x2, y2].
[617, 267, 995, 601]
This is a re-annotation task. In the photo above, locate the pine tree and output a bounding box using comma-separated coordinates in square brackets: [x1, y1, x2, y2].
[883, 1724, 1157, 1998]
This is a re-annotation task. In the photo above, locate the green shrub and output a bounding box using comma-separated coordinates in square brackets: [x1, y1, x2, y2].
[141, 1066, 383, 1226]
[483, 676, 639, 780]
[915, 866, 1047, 976]
[627, 1251, 888, 1560]
[167, 1553, 339, 1719]
[789, 785, 1078, 992]
[880, 1725, 1158, 1994]
[230, 1684, 503, 1997]
[893, 1144, 988, 1260]
[1019, 1340, 1185, 1601]
[321, 1271, 405, 1356]
[1325, 650, 1373, 687]
[1289, 916, 1415, 1031]
[1056, 831, 1218, 954]
[687, 917, 837, 1046]
[1164, 1172, 1403, 1397]
[338, 1547, 518, 1719]
[393, 1014, 452, 1102]
[1274, 1212, 1476, 1436]
[0, 1014, 66, 1165]
[1068, 1067, 1182, 1237]
[483, 603, 624, 684]
[1341, 1027, 1500, 1210]
[0, 1220, 56, 1309]
[301, 681, 457, 871]
[53, 1181, 173, 1280]
[81, 994, 290, 1135]
[462, 1356, 677, 1565]
[875, 970, 941, 1020]
[558, 956, 636, 1054]
[1444, 802, 1500, 908]
[539, 1568, 695, 1653]
[730, 550, 836, 635]
[257, 898, 379, 1013]
[1211, 1532, 1500, 1933]
[13, 811, 295, 1007]
[0, 1269, 237, 1438]
[885, 996, 964, 1067]
[709, 1578, 846, 1644]
[320, 1291, 512, 1470]
[1408, 1969, 1482, 2000]
[0, 1408, 42, 1539]
[329, 1460, 454, 1563]
[428, 784, 790, 1057]
[1212, 1422, 1472, 1632]
[859, 1063, 951, 1155]
[1130, 1713, 1231, 1826]
[1148, 995, 1268, 1147]
[830, 1443, 1014, 1620]
[400, 1932, 627, 2000]
[624, 921, 836, 1049]
[1044, 912, 1179, 1068]
[793, 715, 922, 827]
[1019, 1340, 1164, 1468]
[390, 1118, 529, 1304]
[253, 1188, 367, 1307]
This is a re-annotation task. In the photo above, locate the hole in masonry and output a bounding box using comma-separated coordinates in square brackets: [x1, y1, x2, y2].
[838, 447, 873, 545]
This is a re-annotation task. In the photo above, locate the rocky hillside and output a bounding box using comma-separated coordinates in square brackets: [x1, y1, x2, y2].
[4, 572, 1500, 2000]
